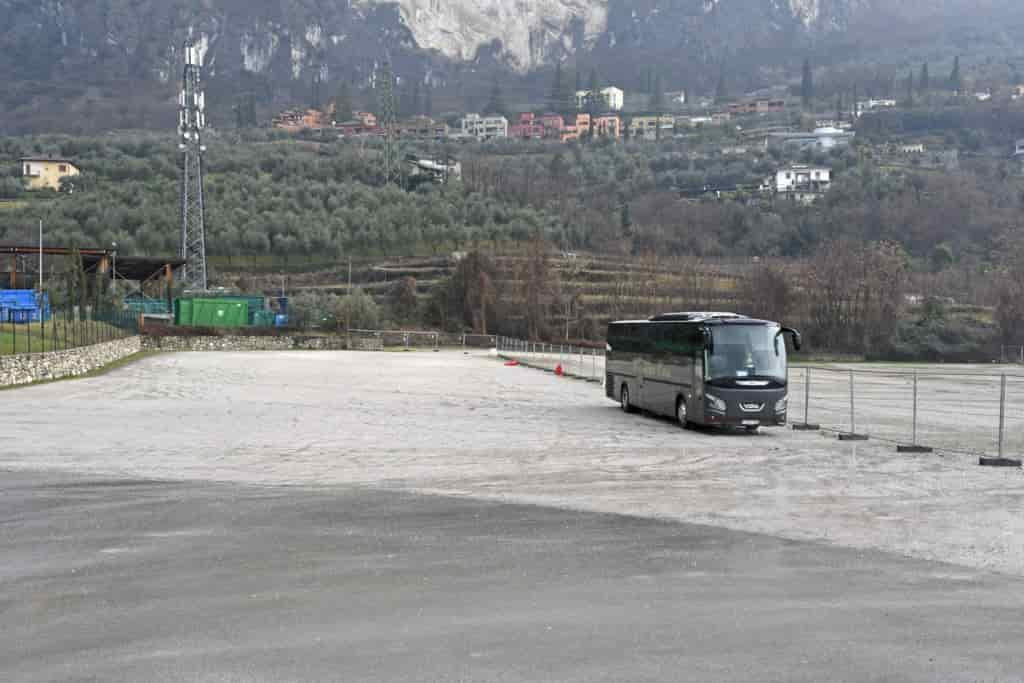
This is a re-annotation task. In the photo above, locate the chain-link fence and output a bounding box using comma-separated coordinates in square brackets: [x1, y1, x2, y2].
[789, 366, 1024, 461]
[1, 308, 139, 356]
[1000, 345, 1024, 364]
[498, 335, 1023, 461]
[497, 336, 606, 383]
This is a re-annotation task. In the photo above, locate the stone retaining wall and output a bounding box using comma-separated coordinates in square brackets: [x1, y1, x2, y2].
[141, 335, 358, 352]
[0, 337, 142, 387]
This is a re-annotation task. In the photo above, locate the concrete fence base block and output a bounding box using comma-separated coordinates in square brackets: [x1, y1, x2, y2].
[979, 457, 1022, 468]
[897, 445, 934, 454]
[838, 433, 870, 442]
[792, 423, 821, 431]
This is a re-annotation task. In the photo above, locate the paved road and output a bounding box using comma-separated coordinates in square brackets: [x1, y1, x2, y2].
[3, 470, 1023, 682]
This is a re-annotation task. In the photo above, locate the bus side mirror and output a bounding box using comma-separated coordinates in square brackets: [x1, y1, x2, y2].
[781, 327, 802, 352]
[702, 328, 714, 354]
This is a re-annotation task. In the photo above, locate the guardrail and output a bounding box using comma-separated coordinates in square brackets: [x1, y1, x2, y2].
[350, 330, 497, 350]
[497, 336, 605, 383]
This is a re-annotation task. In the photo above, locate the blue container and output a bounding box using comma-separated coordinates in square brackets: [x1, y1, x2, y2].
[0, 290, 49, 323]
[274, 314, 289, 327]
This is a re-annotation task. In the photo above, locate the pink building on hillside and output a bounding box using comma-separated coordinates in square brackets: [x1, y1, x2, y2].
[510, 112, 545, 139]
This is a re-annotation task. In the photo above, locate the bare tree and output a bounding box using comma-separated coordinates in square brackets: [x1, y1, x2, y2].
[519, 233, 553, 339]
[807, 239, 907, 352]
[995, 230, 1024, 345]
[740, 262, 793, 323]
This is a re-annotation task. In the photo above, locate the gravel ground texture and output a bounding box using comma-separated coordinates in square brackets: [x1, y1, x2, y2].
[4, 350, 1024, 575]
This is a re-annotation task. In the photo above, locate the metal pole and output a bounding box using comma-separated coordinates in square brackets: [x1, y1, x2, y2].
[804, 367, 811, 426]
[999, 374, 1007, 460]
[912, 371, 919, 446]
[849, 369, 856, 435]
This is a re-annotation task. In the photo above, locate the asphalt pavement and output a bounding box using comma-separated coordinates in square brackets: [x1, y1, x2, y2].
[2, 469, 1023, 682]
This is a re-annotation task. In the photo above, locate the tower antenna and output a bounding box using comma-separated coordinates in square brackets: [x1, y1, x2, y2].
[179, 38, 209, 291]
[379, 61, 398, 185]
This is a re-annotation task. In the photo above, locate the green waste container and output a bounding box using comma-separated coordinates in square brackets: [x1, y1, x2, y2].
[174, 298, 249, 328]
[174, 298, 194, 326]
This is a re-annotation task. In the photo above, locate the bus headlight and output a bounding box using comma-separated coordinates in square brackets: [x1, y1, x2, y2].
[706, 394, 727, 413]
[775, 398, 788, 413]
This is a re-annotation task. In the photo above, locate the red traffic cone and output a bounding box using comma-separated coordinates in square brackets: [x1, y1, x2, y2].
[555, 364, 563, 376]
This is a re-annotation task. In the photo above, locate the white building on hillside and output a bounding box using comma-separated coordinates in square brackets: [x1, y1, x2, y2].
[854, 99, 897, 117]
[575, 86, 624, 112]
[766, 126, 854, 150]
[764, 165, 831, 204]
[459, 113, 508, 141]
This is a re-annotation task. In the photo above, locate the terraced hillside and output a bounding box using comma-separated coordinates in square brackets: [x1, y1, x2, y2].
[218, 251, 756, 339]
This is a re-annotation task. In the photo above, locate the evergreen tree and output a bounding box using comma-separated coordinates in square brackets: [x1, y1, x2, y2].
[801, 57, 814, 108]
[412, 79, 422, 117]
[835, 93, 844, 122]
[484, 75, 506, 116]
[715, 62, 729, 103]
[424, 83, 433, 117]
[950, 56, 962, 92]
[234, 93, 258, 128]
[651, 71, 665, 111]
[234, 99, 245, 129]
[247, 94, 257, 127]
[920, 62, 930, 92]
[586, 68, 601, 112]
[906, 70, 915, 106]
[311, 71, 321, 110]
[549, 62, 564, 112]
[335, 82, 353, 121]
[620, 202, 632, 236]
[852, 83, 859, 118]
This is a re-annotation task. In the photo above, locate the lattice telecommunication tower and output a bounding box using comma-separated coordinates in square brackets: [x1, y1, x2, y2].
[179, 39, 209, 291]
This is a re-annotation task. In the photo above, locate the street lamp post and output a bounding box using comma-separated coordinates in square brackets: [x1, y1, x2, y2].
[111, 242, 118, 296]
[38, 219, 43, 291]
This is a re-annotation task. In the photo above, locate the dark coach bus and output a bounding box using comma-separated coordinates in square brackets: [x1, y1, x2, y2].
[606, 313, 802, 431]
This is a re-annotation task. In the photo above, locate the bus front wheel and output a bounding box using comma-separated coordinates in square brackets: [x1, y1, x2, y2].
[620, 385, 635, 413]
[676, 397, 689, 428]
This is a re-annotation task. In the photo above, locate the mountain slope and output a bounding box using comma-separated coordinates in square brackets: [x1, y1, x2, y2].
[0, 0, 1022, 133]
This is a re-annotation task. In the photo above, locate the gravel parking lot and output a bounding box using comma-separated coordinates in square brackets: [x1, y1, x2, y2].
[3, 350, 1024, 575]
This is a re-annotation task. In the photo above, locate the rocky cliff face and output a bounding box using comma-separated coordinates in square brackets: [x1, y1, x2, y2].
[1, 0, 876, 84]
[0, 0, 1017, 133]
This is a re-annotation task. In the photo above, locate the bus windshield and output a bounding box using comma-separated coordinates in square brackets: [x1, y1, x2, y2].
[707, 325, 786, 383]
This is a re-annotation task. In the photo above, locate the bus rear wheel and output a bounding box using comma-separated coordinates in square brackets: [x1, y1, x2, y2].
[620, 385, 635, 413]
